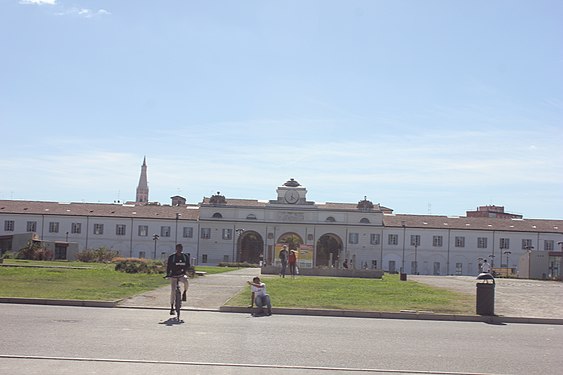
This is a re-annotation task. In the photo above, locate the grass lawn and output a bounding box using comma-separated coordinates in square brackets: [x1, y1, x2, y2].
[0, 259, 235, 301]
[226, 274, 474, 315]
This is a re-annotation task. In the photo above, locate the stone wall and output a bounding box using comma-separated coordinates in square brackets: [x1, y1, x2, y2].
[261, 265, 383, 279]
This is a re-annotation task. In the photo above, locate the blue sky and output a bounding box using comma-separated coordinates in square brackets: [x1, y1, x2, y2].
[1, 0, 562, 219]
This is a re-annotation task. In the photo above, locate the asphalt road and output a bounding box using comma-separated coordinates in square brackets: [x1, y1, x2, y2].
[1, 304, 562, 375]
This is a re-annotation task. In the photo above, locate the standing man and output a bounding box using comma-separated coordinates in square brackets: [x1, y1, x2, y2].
[279, 245, 288, 278]
[166, 244, 190, 315]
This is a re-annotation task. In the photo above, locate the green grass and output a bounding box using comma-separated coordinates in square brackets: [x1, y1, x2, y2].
[0, 260, 236, 301]
[226, 274, 474, 315]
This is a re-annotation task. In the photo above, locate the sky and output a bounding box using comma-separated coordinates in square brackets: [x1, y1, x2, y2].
[1, 0, 562, 219]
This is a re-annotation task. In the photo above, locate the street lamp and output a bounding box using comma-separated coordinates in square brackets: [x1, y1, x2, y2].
[401, 221, 406, 274]
[488, 254, 495, 275]
[234, 228, 245, 263]
[152, 234, 159, 259]
[524, 245, 534, 279]
[414, 243, 418, 275]
[503, 251, 511, 277]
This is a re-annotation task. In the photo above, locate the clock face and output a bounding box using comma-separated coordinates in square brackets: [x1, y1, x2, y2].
[284, 190, 299, 204]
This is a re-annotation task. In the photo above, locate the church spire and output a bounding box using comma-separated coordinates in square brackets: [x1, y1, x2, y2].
[136, 156, 149, 204]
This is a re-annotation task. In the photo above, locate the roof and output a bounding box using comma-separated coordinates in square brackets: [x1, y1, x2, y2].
[0, 200, 200, 221]
[2, 200, 561, 233]
[382, 214, 563, 234]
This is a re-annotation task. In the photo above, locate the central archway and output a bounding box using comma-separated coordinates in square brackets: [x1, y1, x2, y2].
[237, 231, 264, 264]
[316, 233, 343, 267]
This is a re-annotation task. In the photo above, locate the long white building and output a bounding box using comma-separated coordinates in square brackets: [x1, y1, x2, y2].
[1, 161, 561, 278]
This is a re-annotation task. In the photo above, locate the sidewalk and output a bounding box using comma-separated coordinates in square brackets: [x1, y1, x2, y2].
[116, 268, 563, 325]
[117, 268, 261, 310]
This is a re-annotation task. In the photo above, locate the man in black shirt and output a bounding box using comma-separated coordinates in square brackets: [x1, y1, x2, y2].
[166, 244, 190, 315]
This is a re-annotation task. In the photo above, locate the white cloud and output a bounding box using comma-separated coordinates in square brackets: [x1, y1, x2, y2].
[55, 7, 111, 18]
[19, 0, 56, 5]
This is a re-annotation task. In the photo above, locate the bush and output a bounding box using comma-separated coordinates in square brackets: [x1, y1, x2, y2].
[76, 247, 120, 263]
[217, 262, 259, 268]
[17, 241, 53, 260]
[113, 257, 164, 274]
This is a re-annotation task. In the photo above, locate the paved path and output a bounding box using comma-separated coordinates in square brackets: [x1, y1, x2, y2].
[118, 268, 563, 321]
[118, 268, 261, 310]
[409, 275, 563, 319]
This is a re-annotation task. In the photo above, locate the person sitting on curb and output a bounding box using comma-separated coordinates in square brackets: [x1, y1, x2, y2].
[247, 276, 272, 316]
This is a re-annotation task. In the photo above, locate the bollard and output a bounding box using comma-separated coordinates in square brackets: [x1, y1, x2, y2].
[476, 273, 495, 315]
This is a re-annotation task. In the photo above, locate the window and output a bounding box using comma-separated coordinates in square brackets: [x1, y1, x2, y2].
[223, 255, 230, 262]
[93, 224, 103, 235]
[325, 216, 336, 222]
[139, 251, 146, 259]
[477, 237, 488, 248]
[138, 225, 148, 237]
[160, 226, 171, 237]
[388, 234, 398, 245]
[371, 260, 378, 269]
[370, 233, 380, 245]
[360, 218, 370, 223]
[499, 238, 510, 249]
[116, 224, 126, 236]
[4, 220, 15, 231]
[183, 227, 193, 238]
[410, 235, 421, 246]
[49, 222, 60, 233]
[202, 254, 208, 263]
[544, 240, 554, 251]
[212, 212, 223, 218]
[455, 236, 465, 248]
[455, 263, 463, 276]
[522, 239, 533, 249]
[27, 221, 37, 232]
[308, 234, 314, 241]
[432, 235, 443, 247]
[222, 228, 232, 240]
[246, 214, 257, 220]
[71, 222, 81, 234]
[201, 228, 211, 239]
[348, 233, 359, 244]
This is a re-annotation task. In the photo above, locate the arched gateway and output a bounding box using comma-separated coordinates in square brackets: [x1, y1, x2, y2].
[316, 233, 343, 267]
[237, 231, 264, 264]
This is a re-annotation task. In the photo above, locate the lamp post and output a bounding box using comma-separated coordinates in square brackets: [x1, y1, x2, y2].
[414, 243, 418, 275]
[503, 251, 511, 277]
[524, 245, 534, 279]
[401, 221, 406, 274]
[234, 228, 245, 263]
[152, 234, 159, 259]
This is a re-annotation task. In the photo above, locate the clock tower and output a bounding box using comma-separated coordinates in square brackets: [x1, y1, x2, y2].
[275, 178, 307, 205]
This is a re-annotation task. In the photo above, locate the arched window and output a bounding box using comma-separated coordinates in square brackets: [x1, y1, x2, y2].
[325, 216, 336, 222]
[360, 218, 370, 223]
[212, 212, 223, 218]
[246, 214, 257, 220]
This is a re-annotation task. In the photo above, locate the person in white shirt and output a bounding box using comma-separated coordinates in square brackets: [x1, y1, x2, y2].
[481, 259, 491, 274]
[247, 277, 272, 316]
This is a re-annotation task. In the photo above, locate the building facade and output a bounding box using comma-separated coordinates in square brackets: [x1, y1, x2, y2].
[1, 177, 562, 278]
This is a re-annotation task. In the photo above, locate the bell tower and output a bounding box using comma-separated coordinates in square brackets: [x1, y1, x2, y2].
[135, 157, 149, 204]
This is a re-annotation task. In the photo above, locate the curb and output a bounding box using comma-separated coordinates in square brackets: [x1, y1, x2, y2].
[2, 298, 562, 325]
[219, 305, 563, 325]
[0, 298, 118, 308]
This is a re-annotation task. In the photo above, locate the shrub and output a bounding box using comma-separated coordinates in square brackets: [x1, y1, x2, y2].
[113, 257, 164, 274]
[16, 241, 53, 260]
[217, 262, 259, 268]
[76, 246, 120, 263]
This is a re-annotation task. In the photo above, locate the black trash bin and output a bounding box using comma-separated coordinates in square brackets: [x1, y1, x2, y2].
[476, 273, 495, 315]
[400, 273, 407, 281]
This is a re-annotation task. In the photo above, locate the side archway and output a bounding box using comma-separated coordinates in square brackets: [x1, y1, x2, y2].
[316, 233, 343, 267]
[237, 231, 264, 264]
